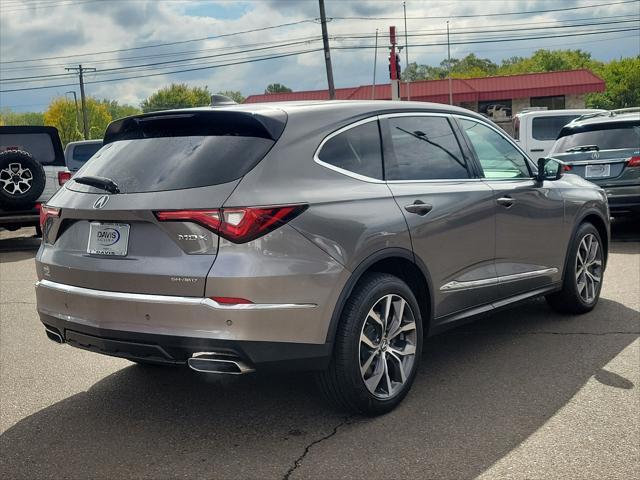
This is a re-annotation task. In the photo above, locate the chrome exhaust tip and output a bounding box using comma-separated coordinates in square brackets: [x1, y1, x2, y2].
[187, 352, 255, 375]
[45, 327, 64, 344]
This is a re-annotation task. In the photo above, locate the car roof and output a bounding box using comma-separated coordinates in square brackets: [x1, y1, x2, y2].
[565, 110, 640, 128]
[515, 109, 604, 118]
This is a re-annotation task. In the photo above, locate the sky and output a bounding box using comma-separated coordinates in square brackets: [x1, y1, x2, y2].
[1, 0, 639, 112]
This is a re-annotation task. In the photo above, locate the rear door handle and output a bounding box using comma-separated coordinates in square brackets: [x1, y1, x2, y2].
[404, 201, 433, 216]
[496, 196, 515, 208]
[530, 148, 544, 152]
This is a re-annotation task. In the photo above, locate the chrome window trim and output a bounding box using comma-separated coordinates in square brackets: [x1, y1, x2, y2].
[35, 279, 317, 310]
[453, 113, 539, 175]
[440, 267, 559, 292]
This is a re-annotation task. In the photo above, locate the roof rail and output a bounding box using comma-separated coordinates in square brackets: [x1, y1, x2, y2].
[570, 111, 610, 123]
[611, 107, 640, 115]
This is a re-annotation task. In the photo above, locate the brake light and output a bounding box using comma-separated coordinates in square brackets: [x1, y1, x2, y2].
[39, 205, 60, 231]
[211, 296, 253, 305]
[58, 171, 72, 185]
[628, 156, 640, 167]
[563, 165, 572, 172]
[155, 205, 307, 243]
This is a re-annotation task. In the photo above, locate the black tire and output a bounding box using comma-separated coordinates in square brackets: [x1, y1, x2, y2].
[0, 150, 46, 209]
[317, 273, 423, 416]
[546, 222, 604, 314]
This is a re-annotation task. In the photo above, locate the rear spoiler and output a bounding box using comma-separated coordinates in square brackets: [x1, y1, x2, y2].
[104, 109, 287, 144]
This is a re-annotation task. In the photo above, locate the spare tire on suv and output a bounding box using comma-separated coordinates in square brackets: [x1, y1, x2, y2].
[0, 149, 46, 209]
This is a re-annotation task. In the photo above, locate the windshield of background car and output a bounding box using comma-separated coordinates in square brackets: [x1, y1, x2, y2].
[552, 121, 640, 153]
[68, 113, 278, 193]
[67, 143, 103, 171]
[0, 133, 57, 164]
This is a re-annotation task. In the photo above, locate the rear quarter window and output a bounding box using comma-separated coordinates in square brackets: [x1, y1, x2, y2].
[317, 120, 383, 180]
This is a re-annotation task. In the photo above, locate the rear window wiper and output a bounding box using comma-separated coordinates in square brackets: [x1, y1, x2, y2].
[73, 175, 120, 194]
[566, 145, 599, 152]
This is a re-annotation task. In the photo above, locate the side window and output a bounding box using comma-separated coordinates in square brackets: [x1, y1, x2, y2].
[385, 116, 469, 180]
[317, 121, 383, 180]
[459, 119, 531, 179]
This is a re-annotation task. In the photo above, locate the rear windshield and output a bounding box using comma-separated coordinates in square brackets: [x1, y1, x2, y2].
[69, 111, 283, 193]
[532, 115, 580, 141]
[553, 121, 640, 152]
[67, 143, 102, 171]
[71, 136, 274, 193]
[0, 133, 58, 164]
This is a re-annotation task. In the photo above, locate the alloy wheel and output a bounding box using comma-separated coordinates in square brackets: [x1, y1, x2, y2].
[0, 162, 33, 195]
[359, 294, 417, 399]
[575, 233, 602, 304]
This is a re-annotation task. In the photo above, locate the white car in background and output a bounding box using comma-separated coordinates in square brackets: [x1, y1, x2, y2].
[512, 109, 605, 158]
[64, 139, 103, 172]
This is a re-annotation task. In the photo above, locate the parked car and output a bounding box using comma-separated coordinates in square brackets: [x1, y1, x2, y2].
[35, 102, 610, 415]
[64, 139, 103, 172]
[0, 126, 69, 234]
[513, 108, 605, 158]
[549, 108, 640, 216]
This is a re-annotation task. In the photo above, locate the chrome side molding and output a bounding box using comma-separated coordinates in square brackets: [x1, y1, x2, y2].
[441, 268, 559, 292]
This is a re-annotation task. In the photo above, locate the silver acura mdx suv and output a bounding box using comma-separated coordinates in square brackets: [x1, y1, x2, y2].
[36, 101, 610, 415]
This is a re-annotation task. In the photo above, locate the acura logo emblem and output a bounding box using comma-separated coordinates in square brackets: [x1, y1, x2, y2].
[591, 151, 600, 160]
[93, 195, 110, 209]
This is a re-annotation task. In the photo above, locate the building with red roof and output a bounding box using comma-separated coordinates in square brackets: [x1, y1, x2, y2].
[244, 69, 605, 126]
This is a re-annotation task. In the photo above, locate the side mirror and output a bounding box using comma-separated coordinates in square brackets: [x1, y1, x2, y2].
[536, 157, 563, 183]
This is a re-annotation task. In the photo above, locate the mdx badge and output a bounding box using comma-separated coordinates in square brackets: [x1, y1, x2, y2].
[93, 195, 110, 209]
[178, 234, 208, 241]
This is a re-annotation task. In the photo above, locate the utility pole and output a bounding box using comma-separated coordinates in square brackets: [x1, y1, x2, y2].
[372, 28, 378, 100]
[318, 0, 336, 100]
[403, 1, 410, 101]
[65, 64, 96, 139]
[389, 26, 400, 101]
[447, 21, 453, 105]
[65, 90, 81, 133]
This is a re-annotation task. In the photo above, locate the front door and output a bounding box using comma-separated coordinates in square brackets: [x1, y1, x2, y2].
[457, 117, 566, 299]
[381, 114, 499, 322]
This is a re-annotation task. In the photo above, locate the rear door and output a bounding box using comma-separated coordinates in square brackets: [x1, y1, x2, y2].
[456, 116, 565, 299]
[381, 113, 499, 321]
[38, 110, 285, 297]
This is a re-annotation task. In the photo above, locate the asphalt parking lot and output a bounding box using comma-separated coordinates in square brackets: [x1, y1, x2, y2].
[1, 220, 638, 480]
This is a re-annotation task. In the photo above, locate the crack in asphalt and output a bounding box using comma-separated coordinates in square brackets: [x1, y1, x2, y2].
[282, 416, 353, 480]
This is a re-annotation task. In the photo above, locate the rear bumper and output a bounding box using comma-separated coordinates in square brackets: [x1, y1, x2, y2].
[35, 279, 333, 369]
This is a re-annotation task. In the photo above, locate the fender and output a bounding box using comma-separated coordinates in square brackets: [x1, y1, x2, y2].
[560, 206, 610, 283]
[324, 247, 435, 344]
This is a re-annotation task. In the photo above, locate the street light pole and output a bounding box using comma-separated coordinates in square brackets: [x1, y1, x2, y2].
[447, 21, 453, 105]
[403, 1, 410, 101]
[372, 28, 378, 100]
[65, 64, 96, 139]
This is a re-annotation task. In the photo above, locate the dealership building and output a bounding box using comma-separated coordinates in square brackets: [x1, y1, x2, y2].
[245, 69, 605, 129]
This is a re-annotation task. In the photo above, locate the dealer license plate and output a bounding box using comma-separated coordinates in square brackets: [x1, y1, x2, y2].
[87, 222, 130, 256]
[585, 164, 610, 178]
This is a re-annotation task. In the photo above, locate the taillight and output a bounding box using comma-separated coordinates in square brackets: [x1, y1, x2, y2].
[39, 205, 60, 231]
[628, 156, 640, 167]
[155, 205, 307, 243]
[563, 165, 572, 172]
[58, 171, 72, 185]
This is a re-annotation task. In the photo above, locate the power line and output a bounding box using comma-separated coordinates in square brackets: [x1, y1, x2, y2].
[0, 19, 317, 64]
[331, 0, 639, 20]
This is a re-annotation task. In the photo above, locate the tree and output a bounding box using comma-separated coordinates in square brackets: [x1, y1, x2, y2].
[587, 56, 640, 109]
[265, 83, 292, 94]
[0, 109, 45, 126]
[498, 49, 601, 75]
[99, 99, 141, 120]
[44, 97, 111, 146]
[217, 90, 245, 103]
[140, 83, 211, 112]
